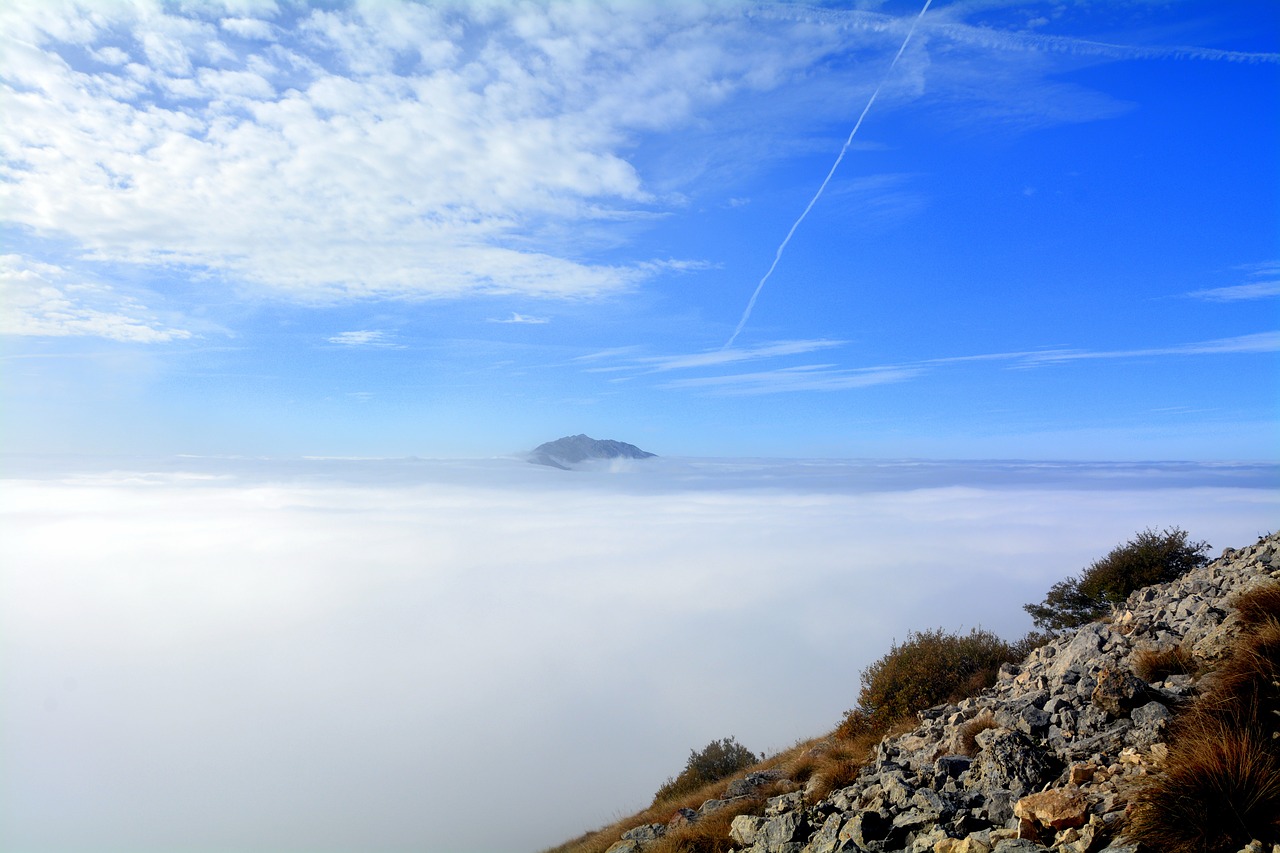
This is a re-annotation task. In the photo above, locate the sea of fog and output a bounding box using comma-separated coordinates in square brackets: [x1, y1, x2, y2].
[2, 455, 1276, 853]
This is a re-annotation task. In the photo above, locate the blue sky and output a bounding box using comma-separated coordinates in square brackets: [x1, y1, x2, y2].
[2, 0, 1278, 460]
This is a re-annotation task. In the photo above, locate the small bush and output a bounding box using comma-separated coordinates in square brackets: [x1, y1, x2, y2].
[834, 632, 1015, 744]
[1125, 619, 1280, 852]
[653, 737, 760, 805]
[1024, 527, 1209, 632]
[833, 708, 876, 741]
[1231, 581, 1280, 628]
[1133, 644, 1197, 682]
[846, 627, 1023, 734]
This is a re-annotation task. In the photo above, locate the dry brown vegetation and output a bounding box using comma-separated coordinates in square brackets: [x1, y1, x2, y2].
[1132, 643, 1198, 682]
[957, 712, 998, 757]
[1231, 580, 1280, 628]
[1126, 613, 1280, 851]
[540, 730, 885, 853]
[545, 625, 1033, 853]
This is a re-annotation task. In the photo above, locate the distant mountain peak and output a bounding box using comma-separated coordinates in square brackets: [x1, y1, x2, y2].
[529, 434, 656, 470]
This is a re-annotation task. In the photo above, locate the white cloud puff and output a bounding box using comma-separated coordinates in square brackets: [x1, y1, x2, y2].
[0, 254, 190, 342]
[2, 0, 836, 301]
[327, 329, 400, 346]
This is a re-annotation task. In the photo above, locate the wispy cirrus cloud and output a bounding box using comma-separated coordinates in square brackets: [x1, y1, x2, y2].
[0, 254, 190, 343]
[609, 332, 1280, 395]
[1013, 332, 1280, 364]
[1184, 282, 1280, 302]
[488, 313, 549, 325]
[640, 339, 846, 371]
[326, 330, 402, 348]
[660, 364, 921, 395]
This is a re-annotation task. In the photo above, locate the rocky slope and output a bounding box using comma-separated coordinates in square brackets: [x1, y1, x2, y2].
[529, 435, 656, 470]
[602, 533, 1280, 853]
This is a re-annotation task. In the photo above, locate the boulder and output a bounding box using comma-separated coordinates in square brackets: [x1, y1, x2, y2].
[1090, 668, 1155, 717]
[972, 729, 1060, 800]
[1013, 786, 1089, 832]
[729, 815, 764, 847]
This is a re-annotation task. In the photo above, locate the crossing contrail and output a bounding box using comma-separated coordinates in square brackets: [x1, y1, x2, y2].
[724, 0, 933, 350]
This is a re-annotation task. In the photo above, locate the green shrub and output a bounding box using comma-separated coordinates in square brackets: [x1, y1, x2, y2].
[652, 737, 759, 805]
[843, 627, 1023, 734]
[1024, 527, 1209, 632]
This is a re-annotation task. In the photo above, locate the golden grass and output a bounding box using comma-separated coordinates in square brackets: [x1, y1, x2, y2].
[1231, 581, 1280, 629]
[1125, 618, 1280, 852]
[957, 712, 997, 757]
[1132, 643, 1198, 682]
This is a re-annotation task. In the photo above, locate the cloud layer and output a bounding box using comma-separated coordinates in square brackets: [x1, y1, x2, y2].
[3, 458, 1277, 852]
[0, 0, 888, 303]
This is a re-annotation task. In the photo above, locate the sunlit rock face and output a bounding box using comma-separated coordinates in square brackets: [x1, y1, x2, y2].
[529, 434, 657, 470]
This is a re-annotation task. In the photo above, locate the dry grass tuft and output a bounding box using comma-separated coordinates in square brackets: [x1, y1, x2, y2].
[1126, 716, 1280, 852]
[1125, 618, 1280, 852]
[645, 795, 770, 853]
[803, 734, 876, 801]
[957, 713, 998, 758]
[1132, 643, 1198, 682]
[1231, 581, 1280, 629]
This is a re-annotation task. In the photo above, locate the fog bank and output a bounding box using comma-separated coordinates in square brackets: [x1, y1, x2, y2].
[2, 457, 1275, 853]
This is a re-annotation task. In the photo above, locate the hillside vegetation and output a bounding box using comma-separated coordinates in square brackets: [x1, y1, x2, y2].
[544, 528, 1280, 853]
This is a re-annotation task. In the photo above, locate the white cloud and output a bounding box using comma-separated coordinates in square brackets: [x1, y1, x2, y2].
[660, 363, 922, 395]
[1, 0, 1209, 307]
[611, 331, 1280, 396]
[327, 329, 400, 347]
[1, 460, 1275, 851]
[641, 339, 847, 371]
[0, 254, 191, 343]
[2, 0, 781, 301]
[220, 16, 277, 41]
[1185, 281, 1280, 302]
[488, 312, 549, 324]
[1017, 331, 1280, 364]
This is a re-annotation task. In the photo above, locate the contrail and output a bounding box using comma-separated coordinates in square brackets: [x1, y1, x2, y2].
[724, 0, 933, 350]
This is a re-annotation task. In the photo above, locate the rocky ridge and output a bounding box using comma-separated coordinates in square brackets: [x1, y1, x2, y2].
[604, 532, 1280, 853]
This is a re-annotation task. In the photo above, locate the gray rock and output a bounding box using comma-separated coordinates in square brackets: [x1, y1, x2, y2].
[727, 770, 784, 798]
[605, 841, 642, 853]
[1048, 624, 1106, 680]
[838, 811, 891, 847]
[806, 813, 847, 853]
[730, 815, 764, 847]
[760, 812, 807, 850]
[935, 755, 971, 778]
[1091, 667, 1155, 717]
[993, 841, 1049, 852]
[972, 729, 1060, 800]
[1131, 700, 1171, 727]
[621, 824, 665, 843]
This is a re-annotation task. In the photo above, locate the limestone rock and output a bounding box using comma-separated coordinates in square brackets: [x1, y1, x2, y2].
[730, 815, 763, 847]
[1013, 786, 1088, 831]
[1090, 667, 1155, 717]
